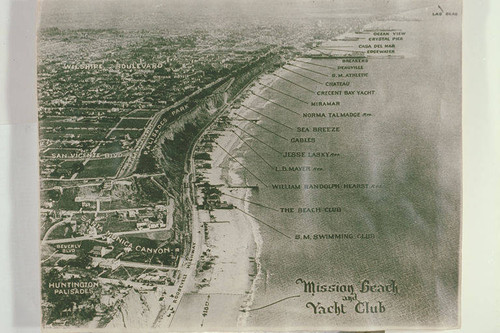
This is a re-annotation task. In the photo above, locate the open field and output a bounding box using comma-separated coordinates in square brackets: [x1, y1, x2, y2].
[108, 129, 144, 139]
[117, 118, 151, 128]
[77, 157, 125, 178]
[128, 110, 160, 117]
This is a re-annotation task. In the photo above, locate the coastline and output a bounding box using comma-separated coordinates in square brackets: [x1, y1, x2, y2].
[167, 77, 278, 329]
[215, 76, 281, 326]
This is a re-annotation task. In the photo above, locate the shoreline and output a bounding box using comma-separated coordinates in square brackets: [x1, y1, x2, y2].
[214, 75, 281, 326]
[172, 76, 278, 329]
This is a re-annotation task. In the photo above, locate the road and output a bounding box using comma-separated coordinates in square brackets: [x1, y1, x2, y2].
[117, 260, 177, 271]
[116, 51, 273, 179]
[42, 220, 72, 242]
[42, 227, 169, 245]
[157, 72, 260, 328]
[116, 77, 229, 178]
[46, 253, 177, 271]
[40, 206, 154, 215]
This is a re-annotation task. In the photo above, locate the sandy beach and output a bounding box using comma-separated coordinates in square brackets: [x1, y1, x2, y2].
[166, 77, 280, 329]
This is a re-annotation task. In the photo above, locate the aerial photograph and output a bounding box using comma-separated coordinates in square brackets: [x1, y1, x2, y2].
[37, 0, 462, 330]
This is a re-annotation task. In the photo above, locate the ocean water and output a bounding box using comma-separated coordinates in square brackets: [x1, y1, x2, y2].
[237, 15, 461, 329]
